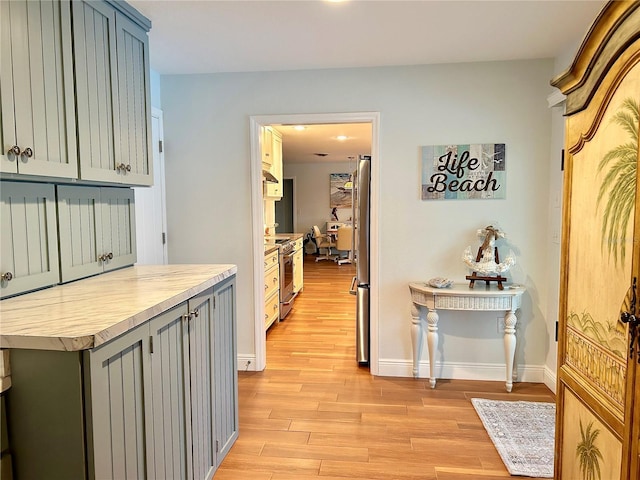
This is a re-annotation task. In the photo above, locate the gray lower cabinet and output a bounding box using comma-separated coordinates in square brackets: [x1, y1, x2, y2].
[0, 182, 60, 298]
[213, 276, 239, 465]
[73, 0, 153, 186]
[57, 185, 136, 282]
[0, 0, 78, 178]
[7, 277, 238, 480]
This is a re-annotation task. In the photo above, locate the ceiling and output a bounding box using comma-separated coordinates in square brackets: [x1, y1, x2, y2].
[128, 0, 606, 163]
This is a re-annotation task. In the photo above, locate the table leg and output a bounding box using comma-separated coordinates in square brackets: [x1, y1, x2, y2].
[410, 304, 424, 378]
[426, 308, 439, 388]
[503, 309, 517, 392]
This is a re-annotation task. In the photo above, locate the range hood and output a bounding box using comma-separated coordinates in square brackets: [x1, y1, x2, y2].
[262, 170, 278, 184]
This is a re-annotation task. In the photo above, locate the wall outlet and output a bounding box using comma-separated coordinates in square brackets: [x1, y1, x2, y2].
[497, 317, 505, 333]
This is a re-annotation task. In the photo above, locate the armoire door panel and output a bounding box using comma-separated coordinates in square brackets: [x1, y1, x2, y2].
[551, 3, 640, 478]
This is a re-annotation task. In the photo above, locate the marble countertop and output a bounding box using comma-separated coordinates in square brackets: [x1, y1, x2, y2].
[0, 264, 237, 352]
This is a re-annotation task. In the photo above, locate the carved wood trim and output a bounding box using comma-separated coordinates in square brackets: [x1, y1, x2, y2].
[567, 46, 640, 155]
[551, 1, 640, 115]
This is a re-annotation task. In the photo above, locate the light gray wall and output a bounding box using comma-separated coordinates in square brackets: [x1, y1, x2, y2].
[150, 69, 161, 109]
[284, 161, 353, 237]
[161, 59, 558, 379]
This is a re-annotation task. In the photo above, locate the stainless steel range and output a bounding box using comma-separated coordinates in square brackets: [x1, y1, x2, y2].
[276, 239, 296, 319]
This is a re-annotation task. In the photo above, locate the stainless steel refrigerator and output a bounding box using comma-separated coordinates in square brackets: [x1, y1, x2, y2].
[350, 155, 371, 365]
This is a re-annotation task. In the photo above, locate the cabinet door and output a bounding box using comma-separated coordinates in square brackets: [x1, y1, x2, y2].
[188, 290, 216, 479]
[72, 0, 119, 184]
[0, 182, 60, 298]
[149, 302, 191, 480]
[293, 247, 303, 294]
[57, 185, 103, 282]
[101, 187, 136, 271]
[265, 129, 282, 198]
[86, 322, 155, 480]
[115, 11, 153, 186]
[261, 126, 273, 166]
[73, 0, 152, 186]
[0, 0, 77, 178]
[213, 276, 238, 466]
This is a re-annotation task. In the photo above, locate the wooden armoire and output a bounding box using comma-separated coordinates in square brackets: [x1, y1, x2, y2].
[551, 1, 640, 478]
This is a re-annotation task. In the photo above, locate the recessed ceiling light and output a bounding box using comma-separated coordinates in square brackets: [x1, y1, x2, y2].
[293, 125, 306, 131]
[336, 135, 348, 141]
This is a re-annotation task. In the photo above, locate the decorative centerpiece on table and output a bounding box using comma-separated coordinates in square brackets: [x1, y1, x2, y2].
[462, 225, 515, 290]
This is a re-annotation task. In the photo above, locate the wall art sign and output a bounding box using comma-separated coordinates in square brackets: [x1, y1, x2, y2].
[421, 144, 506, 200]
[330, 173, 352, 208]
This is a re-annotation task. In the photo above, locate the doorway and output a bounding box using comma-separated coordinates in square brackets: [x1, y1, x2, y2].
[275, 178, 294, 233]
[250, 112, 380, 373]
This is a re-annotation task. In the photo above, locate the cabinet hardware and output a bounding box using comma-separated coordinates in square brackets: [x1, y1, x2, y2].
[158, 140, 163, 153]
[1, 272, 13, 282]
[190, 309, 199, 318]
[620, 277, 639, 361]
[98, 252, 114, 262]
[8, 145, 20, 156]
[21, 147, 33, 158]
[150, 336, 154, 353]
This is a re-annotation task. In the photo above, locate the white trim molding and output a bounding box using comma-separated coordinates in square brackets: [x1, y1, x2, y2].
[378, 358, 547, 384]
[249, 112, 381, 375]
[547, 89, 566, 108]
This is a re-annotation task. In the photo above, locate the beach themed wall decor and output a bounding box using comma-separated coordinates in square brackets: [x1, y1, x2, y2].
[421, 144, 506, 200]
[330, 173, 352, 208]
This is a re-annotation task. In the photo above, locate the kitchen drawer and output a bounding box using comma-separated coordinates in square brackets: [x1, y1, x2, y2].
[264, 249, 279, 270]
[264, 263, 279, 301]
[265, 290, 279, 329]
[292, 237, 303, 251]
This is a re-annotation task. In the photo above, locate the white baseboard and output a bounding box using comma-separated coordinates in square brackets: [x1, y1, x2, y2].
[237, 354, 257, 372]
[543, 365, 557, 394]
[239, 354, 556, 389]
[377, 358, 546, 383]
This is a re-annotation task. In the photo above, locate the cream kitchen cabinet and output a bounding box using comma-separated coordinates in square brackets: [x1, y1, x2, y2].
[264, 248, 280, 329]
[0, 182, 60, 299]
[263, 127, 283, 199]
[292, 237, 304, 294]
[73, 0, 153, 186]
[0, 0, 78, 179]
[57, 185, 136, 283]
[3, 267, 238, 480]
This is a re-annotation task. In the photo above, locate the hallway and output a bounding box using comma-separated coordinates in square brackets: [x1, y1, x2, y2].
[214, 255, 555, 480]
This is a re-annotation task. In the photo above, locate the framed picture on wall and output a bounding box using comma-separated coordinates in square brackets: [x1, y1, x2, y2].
[421, 143, 506, 200]
[330, 173, 352, 208]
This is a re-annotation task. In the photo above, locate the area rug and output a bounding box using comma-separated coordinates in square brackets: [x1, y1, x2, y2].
[471, 398, 555, 478]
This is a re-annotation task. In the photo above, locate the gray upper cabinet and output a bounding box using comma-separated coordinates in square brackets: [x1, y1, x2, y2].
[0, 0, 78, 178]
[57, 185, 136, 283]
[0, 182, 60, 298]
[73, 0, 153, 186]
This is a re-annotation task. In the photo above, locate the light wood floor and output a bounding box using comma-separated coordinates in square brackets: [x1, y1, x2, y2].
[213, 255, 555, 480]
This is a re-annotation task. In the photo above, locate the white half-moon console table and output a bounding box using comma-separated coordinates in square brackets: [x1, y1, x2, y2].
[408, 282, 525, 392]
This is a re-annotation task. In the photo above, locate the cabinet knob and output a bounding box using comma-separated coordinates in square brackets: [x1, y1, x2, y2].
[1, 272, 13, 282]
[125, 164, 131, 172]
[265, 284, 269, 290]
[190, 309, 199, 318]
[98, 253, 113, 262]
[21, 147, 33, 158]
[8, 146, 20, 156]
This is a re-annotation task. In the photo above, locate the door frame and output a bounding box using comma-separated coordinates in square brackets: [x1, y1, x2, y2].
[249, 112, 380, 373]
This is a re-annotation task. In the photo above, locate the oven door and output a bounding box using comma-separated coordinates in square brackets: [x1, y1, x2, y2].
[279, 250, 296, 319]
